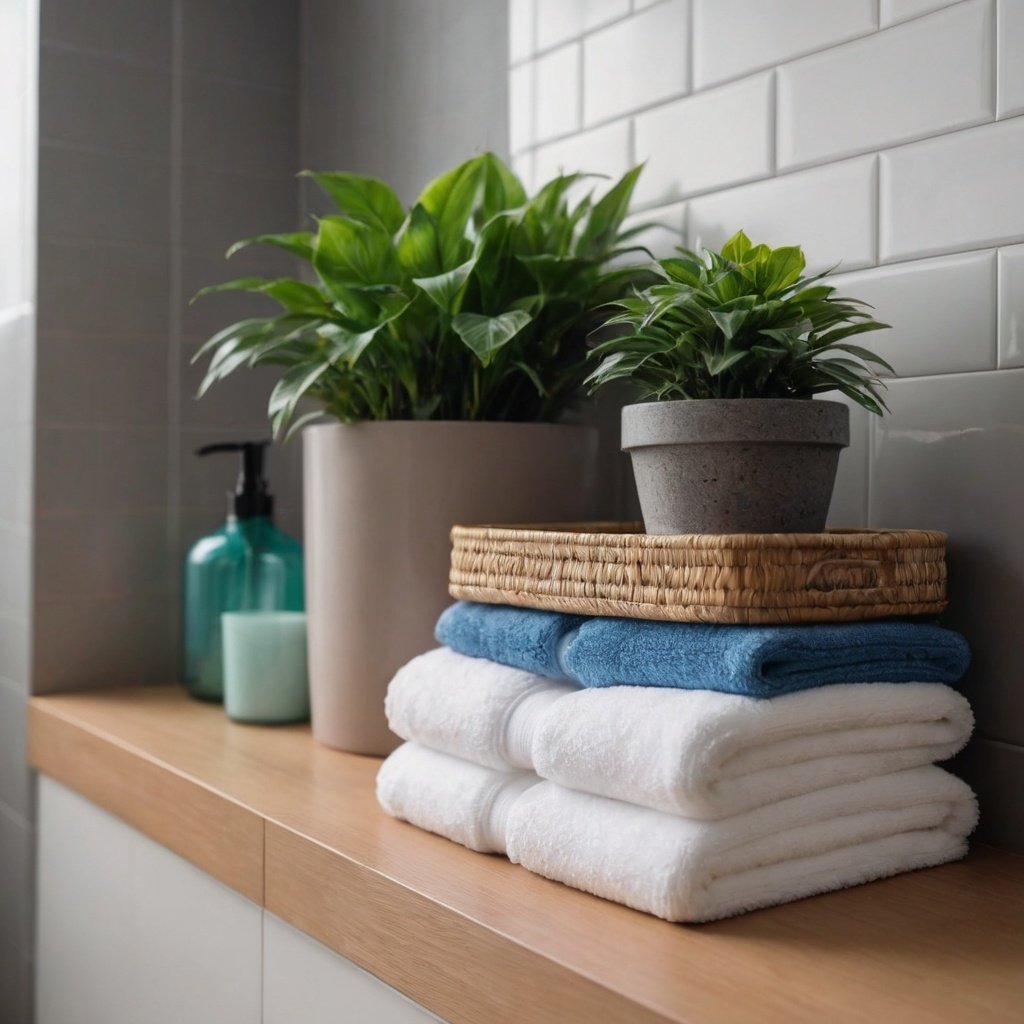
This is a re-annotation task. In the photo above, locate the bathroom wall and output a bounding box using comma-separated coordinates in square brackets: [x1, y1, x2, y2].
[510, 0, 1024, 850]
[0, 0, 38, 1015]
[300, 0, 509, 208]
[34, 0, 304, 698]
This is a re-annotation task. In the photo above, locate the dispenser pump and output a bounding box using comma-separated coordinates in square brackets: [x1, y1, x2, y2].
[197, 441, 274, 519]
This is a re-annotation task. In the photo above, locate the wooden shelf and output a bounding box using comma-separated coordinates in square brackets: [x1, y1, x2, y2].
[28, 686, 1024, 1024]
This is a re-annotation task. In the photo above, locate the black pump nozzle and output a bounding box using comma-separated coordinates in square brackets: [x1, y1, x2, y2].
[196, 441, 274, 520]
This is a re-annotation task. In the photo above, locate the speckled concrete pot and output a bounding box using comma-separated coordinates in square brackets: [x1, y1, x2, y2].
[622, 399, 850, 535]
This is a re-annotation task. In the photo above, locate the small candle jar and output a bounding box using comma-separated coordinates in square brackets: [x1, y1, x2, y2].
[221, 611, 310, 724]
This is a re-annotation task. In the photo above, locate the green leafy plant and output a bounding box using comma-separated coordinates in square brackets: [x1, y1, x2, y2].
[586, 230, 893, 414]
[193, 153, 649, 437]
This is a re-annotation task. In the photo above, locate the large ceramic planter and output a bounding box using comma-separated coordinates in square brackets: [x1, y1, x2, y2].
[303, 421, 599, 754]
[621, 399, 849, 535]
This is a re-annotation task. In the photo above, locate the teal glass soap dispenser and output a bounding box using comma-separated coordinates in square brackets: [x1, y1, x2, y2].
[183, 441, 304, 701]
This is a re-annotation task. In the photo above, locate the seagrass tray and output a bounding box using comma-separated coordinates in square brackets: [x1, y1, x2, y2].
[448, 523, 948, 624]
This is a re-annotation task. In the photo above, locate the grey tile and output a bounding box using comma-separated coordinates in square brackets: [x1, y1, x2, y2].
[181, 75, 298, 178]
[34, 510, 173, 601]
[35, 426, 168, 516]
[0, 426, 33, 527]
[40, 0, 172, 66]
[951, 738, 1024, 853]
[181, 0, 299, 91]
[36, 334, 169, 428]
[39, 45, 172, 159]
[0, 682, 30, 820]
[870, 369, 1024, 745]
[0, 312, 35, 428]
[33, 594, 177, 694]
[0, 523, 31, 619]
[180, 166, 300, 260]
[0, 614, 30, 693]
[37, 240, 171, 338]
[38, 144, 170, 245]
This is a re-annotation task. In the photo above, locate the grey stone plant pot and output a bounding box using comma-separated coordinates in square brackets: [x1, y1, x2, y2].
[621, 398, 850, 535]
[303, 421, 600, 755]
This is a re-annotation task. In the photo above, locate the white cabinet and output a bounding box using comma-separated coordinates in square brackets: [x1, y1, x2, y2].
[36, 778, 262, 1024]
[263, 913, 439, 1024]
[35, 779, 442, 1023]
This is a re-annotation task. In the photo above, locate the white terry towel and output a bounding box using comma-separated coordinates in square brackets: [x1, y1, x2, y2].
[505, 766, 978, 923]
[384, 648, 973, 820]
[532, 682, 973, 819]
[376, 742, 537, 854]
[385, 647, 577, 770]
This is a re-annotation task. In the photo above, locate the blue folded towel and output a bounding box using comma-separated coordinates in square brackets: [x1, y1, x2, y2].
[435, 602, 971, 696]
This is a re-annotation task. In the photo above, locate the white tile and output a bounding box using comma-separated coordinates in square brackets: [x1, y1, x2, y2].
[0, 426, 32, 527]
[693, 0, 877, 89]
[868, 369, 1024, 740]
[778, 0, 995, 170]
[264, 914, 439, 1024]
[0, 680, 30, 818]
[880, 118, 1024, 261]
[826, 393, 871, 528]
[621, 201, 686, 259]
[688, 155, 878, 274]
[536, 0, 584, 49]
[998, 0, 1024, 117]
[37, 778, 262, 1024]
[534, 43, 580, 142]
[533, 119, 632, 198]
[584, 0, 632, 31]
[0, 522, 30, 617]
[998, 243, 1024, 367]
[633, 71, 772, 206]
[0, 310, 34, 428]
[511, 150, 535, 192]
[881, 0, 960, 27]
[828, 250, 997, 377]
[509, 0, 535, 63]
[509, 62, 535, 152]
[583, 0, 689, 125]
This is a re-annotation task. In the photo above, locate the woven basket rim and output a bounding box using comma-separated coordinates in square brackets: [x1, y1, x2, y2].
[450, 523, 948, 550]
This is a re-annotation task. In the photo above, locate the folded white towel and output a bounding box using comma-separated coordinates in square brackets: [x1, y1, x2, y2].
[384, 649, 973, 819]
[532, 682, 973, 818]
[376, 742, 537, 854]
[385, 647, 577, 770]
[505, 766, 978, 923]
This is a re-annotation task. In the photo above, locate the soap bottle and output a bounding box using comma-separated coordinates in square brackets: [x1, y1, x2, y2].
[183, 441, 304, 701]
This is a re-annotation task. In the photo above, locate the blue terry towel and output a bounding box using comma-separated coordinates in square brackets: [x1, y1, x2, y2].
[434, 602, 971, 696]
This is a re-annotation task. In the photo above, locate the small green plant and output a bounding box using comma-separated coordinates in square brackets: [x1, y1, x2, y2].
[193, 153, 649, 437]
[586, 230, 892, 414]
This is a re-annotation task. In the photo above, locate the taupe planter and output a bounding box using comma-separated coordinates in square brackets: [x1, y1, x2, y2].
[622, 399, 849, 535]
[303, 421, 599, 754]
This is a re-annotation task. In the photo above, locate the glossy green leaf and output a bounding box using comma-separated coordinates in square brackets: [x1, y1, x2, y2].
[452, 310, 532, 366]
[413, 258, 476, 313]
[226, 232, 313, 261]
[302, 171, 405, 233]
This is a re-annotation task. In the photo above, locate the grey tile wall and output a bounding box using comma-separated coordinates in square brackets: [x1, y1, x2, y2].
[34, 0, 304, 702]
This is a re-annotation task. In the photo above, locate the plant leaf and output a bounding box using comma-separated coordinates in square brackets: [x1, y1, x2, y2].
[452, 310, 532, 366]
[226, 232, 313, 261]
[302, 171, 405, 234]
[413, 258, 476, 313]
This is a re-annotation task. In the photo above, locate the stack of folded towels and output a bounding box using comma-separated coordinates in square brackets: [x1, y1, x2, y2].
[377, 601, 977, 923]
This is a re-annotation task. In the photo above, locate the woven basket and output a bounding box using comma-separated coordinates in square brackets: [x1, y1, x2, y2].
[449, 523, 947, 624]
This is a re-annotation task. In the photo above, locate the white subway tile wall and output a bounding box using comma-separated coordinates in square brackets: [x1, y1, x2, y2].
[510, 0, 1024, 850]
